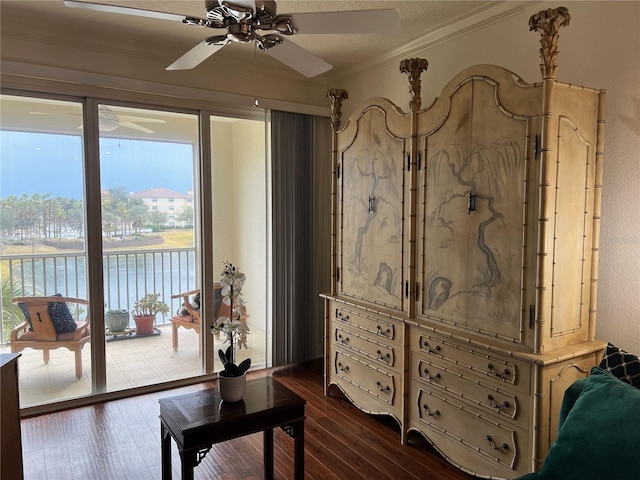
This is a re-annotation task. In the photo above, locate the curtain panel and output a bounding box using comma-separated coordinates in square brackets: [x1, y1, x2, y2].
[271, 110, 331, 365]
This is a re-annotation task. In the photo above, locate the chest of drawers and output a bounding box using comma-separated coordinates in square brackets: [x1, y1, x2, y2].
[326, 300, 403, 422]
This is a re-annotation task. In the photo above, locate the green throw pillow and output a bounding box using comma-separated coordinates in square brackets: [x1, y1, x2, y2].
[538, 367, 640, 480]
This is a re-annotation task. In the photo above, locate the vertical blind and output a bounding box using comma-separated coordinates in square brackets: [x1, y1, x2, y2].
[271, 110, 331, 365]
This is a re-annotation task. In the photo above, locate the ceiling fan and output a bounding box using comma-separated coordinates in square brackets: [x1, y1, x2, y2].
[63, 0, 401, 77]
[30, 106, 167, 134]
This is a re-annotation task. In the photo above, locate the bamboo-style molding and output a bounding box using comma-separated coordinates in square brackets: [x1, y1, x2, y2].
[589, 90, 607, 342]
[399, 58, 429, 113]
[327, 88, 349, 131]
[529, 6, 571, 80]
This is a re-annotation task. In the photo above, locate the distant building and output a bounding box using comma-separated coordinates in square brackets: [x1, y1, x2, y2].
[130, 187, 193, 228]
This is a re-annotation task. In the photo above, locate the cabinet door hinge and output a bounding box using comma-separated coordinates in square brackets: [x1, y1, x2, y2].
[529, 305, 535, 329]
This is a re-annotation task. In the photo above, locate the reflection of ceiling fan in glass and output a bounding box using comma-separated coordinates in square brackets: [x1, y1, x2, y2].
[64, 0, 401, 77]
[30, 106, 167, 134]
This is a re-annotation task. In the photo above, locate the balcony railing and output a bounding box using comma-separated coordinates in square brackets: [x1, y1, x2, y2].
[1, 247, 196, 344]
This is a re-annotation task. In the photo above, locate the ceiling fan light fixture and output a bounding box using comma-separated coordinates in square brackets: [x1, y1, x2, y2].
[227, 22, 254, 43]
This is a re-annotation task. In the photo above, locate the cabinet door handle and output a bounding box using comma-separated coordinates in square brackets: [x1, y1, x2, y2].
[487, 394, 510, 411]
[423, 369, 441, 382]
[468, 191, 476, 213]
[336, 310, 349, 322]
[422, 404, 440, 418]
[337, 362, 349, 372]
[337, 334, 349, 345]
[486, 435, 509, 453]
[487, 364, 511, 379]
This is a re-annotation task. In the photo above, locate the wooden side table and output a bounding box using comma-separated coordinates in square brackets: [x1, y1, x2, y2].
[159, 376, 306, 480]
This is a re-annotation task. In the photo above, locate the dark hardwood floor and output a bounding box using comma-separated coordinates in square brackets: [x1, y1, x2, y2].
[20, 360, 473, 479]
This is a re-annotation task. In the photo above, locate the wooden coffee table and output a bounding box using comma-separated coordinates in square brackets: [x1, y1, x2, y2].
[159, 376, 306, 480]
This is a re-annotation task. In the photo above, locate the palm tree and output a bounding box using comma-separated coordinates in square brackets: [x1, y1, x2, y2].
[1, 278, 24, 341]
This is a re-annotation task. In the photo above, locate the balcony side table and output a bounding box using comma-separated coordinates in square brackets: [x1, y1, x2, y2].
[159, 376, 305, 480]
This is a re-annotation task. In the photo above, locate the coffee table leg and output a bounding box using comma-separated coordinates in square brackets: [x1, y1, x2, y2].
[180, 450, 196, 480]
[161, 422, 172, 480]
[294, 420, 305, 480]
[264, 428, 274, 480]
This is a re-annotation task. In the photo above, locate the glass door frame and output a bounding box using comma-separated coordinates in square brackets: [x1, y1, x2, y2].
[2, 88, 269, 414]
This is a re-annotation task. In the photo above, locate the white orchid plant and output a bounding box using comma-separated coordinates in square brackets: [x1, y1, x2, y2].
[211, 261, 251, 377]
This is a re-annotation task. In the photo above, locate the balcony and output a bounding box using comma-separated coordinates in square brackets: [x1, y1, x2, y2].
[0, 324, 263, 407]
[1, 247, 267, 408]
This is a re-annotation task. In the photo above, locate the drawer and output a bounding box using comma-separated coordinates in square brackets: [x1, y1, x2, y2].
[329, 348, 401, 412]
[409, 381, 529, 474]
[331, 324, 400, 371]
[410, 327, 531, 394]
[331, 303, 401, 346]
[411, 352, 530, 429]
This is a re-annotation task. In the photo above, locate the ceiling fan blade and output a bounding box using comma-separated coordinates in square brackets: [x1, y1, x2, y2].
[118, 122, 156, 134]
[118, 115, 166, 124]
[287, 9, 400, 34]
[264, 36, 332, 78]
[63, 0, 190, 23]
[166, 37, 231, 71]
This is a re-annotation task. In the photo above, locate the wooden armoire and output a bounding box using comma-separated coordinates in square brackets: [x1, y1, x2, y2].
[322, 8, 607, 478]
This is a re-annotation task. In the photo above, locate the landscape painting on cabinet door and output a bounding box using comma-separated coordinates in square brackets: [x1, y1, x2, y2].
[421, 78, 531, 342]
[340, 107, 405, 310]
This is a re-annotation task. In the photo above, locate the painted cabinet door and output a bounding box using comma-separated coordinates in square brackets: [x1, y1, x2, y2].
[336, 104, 410, 312]
[417, 77, 536, 344]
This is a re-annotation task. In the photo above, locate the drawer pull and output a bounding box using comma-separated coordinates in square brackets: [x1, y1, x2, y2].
[487, 394, 510, 411]
[488, 364, 511, 379]
[337, 334, 349, 345]
[422, 404, 440, 418]
[336, 309, 350, 322]
[337, 362, 349, 373]
[486, 435, 509, 453]
[422, 341, 441, 354]
[376, 325, 392, 338]
[423, 369, 441, 382]
[376, 381, 391, 393]
[376, 350, 392, 363]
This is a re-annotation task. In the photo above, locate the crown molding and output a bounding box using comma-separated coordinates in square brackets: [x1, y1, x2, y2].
[329, 1, 542, 82]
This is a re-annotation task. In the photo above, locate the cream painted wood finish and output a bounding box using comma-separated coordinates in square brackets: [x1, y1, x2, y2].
[323, 10, 607, 477]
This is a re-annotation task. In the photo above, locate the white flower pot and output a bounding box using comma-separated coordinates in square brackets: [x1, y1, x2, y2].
[218, 372, 246, 402]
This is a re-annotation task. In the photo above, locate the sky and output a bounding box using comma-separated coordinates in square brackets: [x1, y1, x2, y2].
[0, 131, 195, 199]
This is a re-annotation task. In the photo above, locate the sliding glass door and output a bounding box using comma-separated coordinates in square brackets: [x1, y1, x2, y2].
[0, 94, 90, 404]
[1, 93, 272, 408]
[98, 104, 201, 391]
[210, 116, 270, 372]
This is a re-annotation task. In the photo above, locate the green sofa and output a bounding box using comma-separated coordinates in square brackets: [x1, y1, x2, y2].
[516, 366, 640, 480]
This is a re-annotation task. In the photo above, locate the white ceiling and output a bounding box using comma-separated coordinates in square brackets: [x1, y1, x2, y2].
[0, 0, 526, 77]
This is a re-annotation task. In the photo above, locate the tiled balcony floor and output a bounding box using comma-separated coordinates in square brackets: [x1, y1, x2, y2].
[0, 323, 266, 407]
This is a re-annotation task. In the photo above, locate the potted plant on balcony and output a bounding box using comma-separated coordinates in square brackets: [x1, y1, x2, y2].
[211, 261, 250, 402]
[132, 293, 169, 335]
